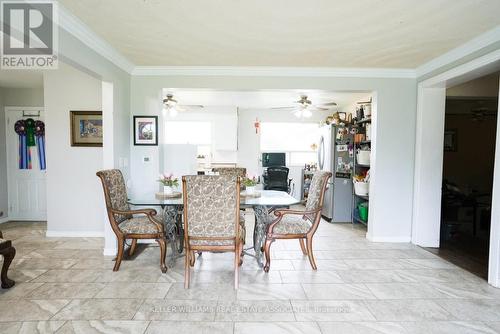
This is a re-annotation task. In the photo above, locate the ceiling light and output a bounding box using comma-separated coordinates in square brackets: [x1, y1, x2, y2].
[303, 109, 312, 118]
[169, 107, 178, 117]
[294, 109, 302, 118]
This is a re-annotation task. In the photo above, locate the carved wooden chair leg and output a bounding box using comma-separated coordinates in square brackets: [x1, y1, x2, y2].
[113, 237, 125, 271]
[306, 235, 317, 270]
[157, 237, 167, 273]
[129, 239, 137, 256]
[234, 245, 240, 289]
[1, 246, 16, 289]
[189, 250, 196, 267]
[299, 238, 308, 255]
[263, 238, 274, 273]
[184, 247, 191, 289]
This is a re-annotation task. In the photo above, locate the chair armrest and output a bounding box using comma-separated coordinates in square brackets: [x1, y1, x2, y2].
[273, 208, 321, 217]
[110, 208, 163, 233]
[0, 231, 3, 238]
[110, 208, 158, 216]
[267, 208, 321, 235]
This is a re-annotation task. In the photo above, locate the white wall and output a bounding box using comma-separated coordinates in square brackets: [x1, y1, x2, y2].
[56, 27, 131, 252]
[130, 75, 417, 242]
[43, 63, 104, 235]
[0, 87, 45, 221]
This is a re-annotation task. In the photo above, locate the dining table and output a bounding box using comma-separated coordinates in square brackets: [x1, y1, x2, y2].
[128, 190, 300, 267]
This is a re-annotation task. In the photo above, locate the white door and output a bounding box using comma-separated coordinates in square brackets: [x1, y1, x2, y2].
[5, 107, 47, 220]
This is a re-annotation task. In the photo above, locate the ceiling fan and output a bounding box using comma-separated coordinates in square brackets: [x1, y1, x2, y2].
[272, 95, 337, 118]
[471, 107, 497, 122]
[162, 93, 204, 117]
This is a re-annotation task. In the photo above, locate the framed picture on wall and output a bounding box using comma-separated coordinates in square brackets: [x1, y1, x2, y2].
[444, 129, 457, 152]
[70, 111, 103, 147]
[133, 116, 158, 146]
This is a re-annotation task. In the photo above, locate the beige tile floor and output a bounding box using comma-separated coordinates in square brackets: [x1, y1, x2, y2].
[1, 214, 500, 334]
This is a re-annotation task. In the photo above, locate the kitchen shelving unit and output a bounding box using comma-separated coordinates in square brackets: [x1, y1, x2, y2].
[351, 103, 372, 226]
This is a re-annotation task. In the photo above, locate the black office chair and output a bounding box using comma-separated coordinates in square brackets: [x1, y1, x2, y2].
[264, 166, 291, 193]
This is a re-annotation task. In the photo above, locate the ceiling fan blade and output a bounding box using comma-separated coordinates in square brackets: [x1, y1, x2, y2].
[271, 106, 296, 110]
[321, 102, 338, 106]
[312, 106, 330, 111]
[179, 104, 204, 109]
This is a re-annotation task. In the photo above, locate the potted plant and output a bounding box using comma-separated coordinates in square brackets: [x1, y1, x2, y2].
[242, 175, 258, 194]
[158, 173, 179, 194]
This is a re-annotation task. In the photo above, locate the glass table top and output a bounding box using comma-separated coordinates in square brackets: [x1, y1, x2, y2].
[128, 190, 300, 208]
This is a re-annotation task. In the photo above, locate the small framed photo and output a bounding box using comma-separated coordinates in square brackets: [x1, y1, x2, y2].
[134, 116, 158, 146]
[444, 129, 457, 152]
[70, 111, 103, 147]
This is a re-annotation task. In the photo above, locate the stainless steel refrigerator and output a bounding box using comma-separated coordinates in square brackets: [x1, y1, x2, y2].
[317, 124, 353, 222]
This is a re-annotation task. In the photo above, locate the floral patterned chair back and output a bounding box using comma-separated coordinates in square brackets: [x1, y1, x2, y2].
[96, 169, 132, 223]
[183, 175, 239, 242]
[212, 167, 247, 178]
[305, 171, 332, 215]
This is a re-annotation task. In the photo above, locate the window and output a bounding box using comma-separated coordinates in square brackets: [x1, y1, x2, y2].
[165, 121, 211, 145]
[165, 121, 212, 157]
[260, 122, 320, 166]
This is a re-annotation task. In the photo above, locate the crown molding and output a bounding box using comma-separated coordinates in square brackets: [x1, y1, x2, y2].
[131, 66, 416, 78]
[416, 25, 500, 78]
[58, 5, 135, 74]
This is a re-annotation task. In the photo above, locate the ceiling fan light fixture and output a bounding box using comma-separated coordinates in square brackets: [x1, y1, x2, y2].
[294, 109, 302, 118]
[169, 107, 178, 117]
[303, 109, 312, 118]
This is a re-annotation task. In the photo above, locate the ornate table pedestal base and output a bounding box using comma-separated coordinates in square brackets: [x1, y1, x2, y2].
[161, 205, 184, 266]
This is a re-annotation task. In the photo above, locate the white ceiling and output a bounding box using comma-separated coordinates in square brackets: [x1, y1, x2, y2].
[163, 89, 370, 109]
[59, 0, 500, 68]
[0, 71, 44, 88]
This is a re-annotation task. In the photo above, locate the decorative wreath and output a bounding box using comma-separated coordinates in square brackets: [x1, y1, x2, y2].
[14, 120, 26, 135]
[35, 120, 45, 136]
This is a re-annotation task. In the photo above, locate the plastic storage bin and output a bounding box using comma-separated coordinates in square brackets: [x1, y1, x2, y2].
[354, 181, 369, 196]
[358, 202, 369, 222]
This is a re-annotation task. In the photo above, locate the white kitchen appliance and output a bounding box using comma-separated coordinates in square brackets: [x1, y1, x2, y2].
[317, 125, 353, 222]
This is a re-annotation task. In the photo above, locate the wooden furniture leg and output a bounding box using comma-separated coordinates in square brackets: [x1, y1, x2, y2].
[114, 237, 124, 271]
[184, 247, 190, 289]
[1, 246, 16, 289]
[306, 235, 317, 270]
[129, 239, 137, 256]
[299, 238, 308, 255]
[263, 238, 274, 273]
[234, 244, 240, 289]
[156, 238, 167, 273]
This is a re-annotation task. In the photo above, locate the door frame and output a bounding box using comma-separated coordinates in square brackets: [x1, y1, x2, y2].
[5, 106, 46, 221]
[412, 50, 500, 287]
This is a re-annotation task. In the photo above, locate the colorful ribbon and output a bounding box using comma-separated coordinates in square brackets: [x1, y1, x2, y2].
[35, 121, 46, 170]
[14, 119, 46, 170]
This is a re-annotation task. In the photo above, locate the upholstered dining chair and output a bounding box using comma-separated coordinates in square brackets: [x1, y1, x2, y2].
[96, 169, 167, 273]
[263, 170, 332, 272]
[182, 175, 245, 289]
[0, 231, 16, 289]
[211, 167, 247, 178]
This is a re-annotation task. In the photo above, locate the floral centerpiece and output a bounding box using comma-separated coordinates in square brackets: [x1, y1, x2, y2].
[242, 175, 258, 194]
[158, 173, 179, 194]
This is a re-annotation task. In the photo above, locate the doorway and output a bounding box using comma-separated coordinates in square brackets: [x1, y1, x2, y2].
[5, 107, 47, 220]
[428, 74, 500, 279]
[413, 52, 500, 287]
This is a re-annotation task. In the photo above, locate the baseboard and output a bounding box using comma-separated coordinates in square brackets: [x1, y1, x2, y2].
[0, 217, 10, 224]
[45, 230, 104, 238]
[367, 235, 412, 243]
[103, 247, 117, 256]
